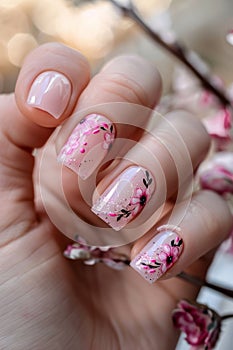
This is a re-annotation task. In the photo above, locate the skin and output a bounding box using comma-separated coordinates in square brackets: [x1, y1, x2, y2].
[0, 44, 232, 350]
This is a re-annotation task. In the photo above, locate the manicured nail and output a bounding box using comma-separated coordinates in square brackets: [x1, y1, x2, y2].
[27, 71, 71, 119]
[130, 225, 183, 283]
[91, 166, 155, 231]
[57, 114, 115, 179]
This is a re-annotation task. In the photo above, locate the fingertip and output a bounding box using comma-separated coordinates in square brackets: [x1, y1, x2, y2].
[15, 43, 90, 127]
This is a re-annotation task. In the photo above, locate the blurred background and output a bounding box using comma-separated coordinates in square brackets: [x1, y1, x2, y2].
[0, 0, 233, 93]
[0, 0, 233, 349]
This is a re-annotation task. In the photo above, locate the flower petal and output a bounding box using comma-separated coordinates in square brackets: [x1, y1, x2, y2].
[131, 198, 140, 205]
[159, 252, 168, 262]
[136, 188, 143, 196]
[163, 244, 171, 254]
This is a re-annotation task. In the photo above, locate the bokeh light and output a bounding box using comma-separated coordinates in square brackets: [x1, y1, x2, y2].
[0, 0, 173, 91]
[7, 33, 38, 67]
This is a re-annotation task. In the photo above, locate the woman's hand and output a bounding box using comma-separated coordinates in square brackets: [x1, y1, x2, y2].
[0, 43, 231, 350]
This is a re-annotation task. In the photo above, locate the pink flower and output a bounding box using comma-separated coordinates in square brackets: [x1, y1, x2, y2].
[103, 131, 114, 150]
[136, 253, 160, 274]
[130, 187, 149, 215]
[63, 236, 127, 270]
[203, 109, 232, 151]
[159, 243, 179, 272]
[199, 152, 233, 195]
[81, 117, 99, 131]
[172, 300, 221, 350]
[63, 243, 91, 261]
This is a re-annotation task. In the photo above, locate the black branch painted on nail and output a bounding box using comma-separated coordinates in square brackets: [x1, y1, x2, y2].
[171, 238, 183, 247]
[141, 262, 161, 269]
[117, 209, 132, 221]
[143, 170, 153, 189]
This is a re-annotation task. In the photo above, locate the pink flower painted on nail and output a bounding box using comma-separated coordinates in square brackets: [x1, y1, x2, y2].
[92, 167, 155, 231]
[115, 170, 153, 222]
[130, 186, 149, 214]
[130, 227, 183, 283]
[159, 243, 180, 273]
[103, 130, 115, 150]
[172, 300, 221, 350]
[57, 114, 115, 179]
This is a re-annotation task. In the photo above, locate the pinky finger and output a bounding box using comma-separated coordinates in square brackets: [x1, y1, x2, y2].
[130, 190, 233, 284]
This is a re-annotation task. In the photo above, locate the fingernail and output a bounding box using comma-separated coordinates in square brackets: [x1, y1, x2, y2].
[27, 71, 71, 119]
[57, 114, 115, 179]
[130, 226, 183, 283]
[91, 166, 155, 231]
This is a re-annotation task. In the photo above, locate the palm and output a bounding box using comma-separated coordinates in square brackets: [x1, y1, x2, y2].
[0, 199, 196, 350]
[0, 233, 180, 350]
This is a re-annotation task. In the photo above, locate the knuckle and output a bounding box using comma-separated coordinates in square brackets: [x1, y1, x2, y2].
[191, 190, 232, 240]
[93, 72, 149, 106]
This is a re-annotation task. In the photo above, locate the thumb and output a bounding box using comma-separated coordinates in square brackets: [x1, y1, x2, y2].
[0, 43, 89, 235]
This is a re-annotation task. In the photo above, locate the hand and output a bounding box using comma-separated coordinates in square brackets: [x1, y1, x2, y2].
[0, 43, 231, 350]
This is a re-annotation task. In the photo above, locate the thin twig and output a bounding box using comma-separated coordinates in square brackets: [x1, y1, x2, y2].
[109, 256, 233, 299]
[109, 0, 232, 108]
[221, 314, 233, 320]
[178, 271, 233, 299]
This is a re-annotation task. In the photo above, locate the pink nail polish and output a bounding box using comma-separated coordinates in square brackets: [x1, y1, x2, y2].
[27, 71, 71, 119]
[57, 114, 115, 179]
[130, 226, 183, 283]
[91, 166, 155, 231]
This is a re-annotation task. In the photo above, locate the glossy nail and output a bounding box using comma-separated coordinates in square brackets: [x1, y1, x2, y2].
[91, 166, 155, 231]
[27, 71, 71, 119]
[130, 226, 183, 283]
[57, 114, 115, 179]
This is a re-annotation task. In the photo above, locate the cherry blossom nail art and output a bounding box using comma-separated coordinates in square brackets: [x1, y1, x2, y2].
[91, 166, 155, 231]
[130, 225, 183, 283]
[57, 114, 115, 179]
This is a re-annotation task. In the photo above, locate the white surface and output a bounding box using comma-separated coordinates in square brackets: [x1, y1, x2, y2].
[176, 250, 233, 350]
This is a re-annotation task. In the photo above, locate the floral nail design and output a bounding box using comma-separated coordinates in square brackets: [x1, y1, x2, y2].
[130, 226, 183, 283]
[172, 299, 221, 350]
[92, 166, 155, 231]
[57, 114, 115, 179]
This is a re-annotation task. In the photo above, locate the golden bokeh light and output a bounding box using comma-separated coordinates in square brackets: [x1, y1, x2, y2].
[0, 5, 29, 42]
[58, 3, 117, 58]
[7, 33, 38, 67]
[0, 0, 173, 90]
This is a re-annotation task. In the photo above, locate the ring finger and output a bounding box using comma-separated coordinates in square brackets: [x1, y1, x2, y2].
[130, 190, 232, 284]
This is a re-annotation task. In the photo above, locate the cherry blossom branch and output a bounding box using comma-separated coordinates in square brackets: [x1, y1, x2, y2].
[178, 271, 233, 299]
[221, 314, 233, 320]
[109, 0, 232, 108]
[64, 240, 233, 298]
